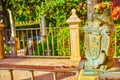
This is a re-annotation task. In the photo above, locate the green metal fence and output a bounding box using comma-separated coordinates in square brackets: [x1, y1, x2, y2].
[4, 27, 71, 58]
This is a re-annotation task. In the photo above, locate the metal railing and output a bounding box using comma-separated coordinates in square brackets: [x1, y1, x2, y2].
[4, 27, 71, 57]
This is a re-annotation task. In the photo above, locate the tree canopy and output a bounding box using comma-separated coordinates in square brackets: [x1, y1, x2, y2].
[1, 0, 119, 27]
[1, 0, 87, 27]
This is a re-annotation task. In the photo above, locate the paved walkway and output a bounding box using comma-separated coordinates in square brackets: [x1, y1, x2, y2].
[0, 58, 79, 80]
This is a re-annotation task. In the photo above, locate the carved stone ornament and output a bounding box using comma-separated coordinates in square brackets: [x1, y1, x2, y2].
[83, 2, 114, 70]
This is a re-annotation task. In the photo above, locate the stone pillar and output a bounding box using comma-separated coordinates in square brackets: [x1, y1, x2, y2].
[66, 9, 81, 62]
[0, 24, 4, 59]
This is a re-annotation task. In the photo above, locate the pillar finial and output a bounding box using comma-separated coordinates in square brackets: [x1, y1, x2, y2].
[71, 9, 76, 14]
[66, 9, 81, 24]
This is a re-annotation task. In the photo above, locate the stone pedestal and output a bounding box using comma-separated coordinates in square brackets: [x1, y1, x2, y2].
[0, 24, 4, 59]
[96, 71, 120, 80]
[79, 69, 98, 80]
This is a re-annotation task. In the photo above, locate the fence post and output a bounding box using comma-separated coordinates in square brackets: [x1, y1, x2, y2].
[0, 24, 5, 59]
[13, 38, 19, 56]
[66, 9, 81, 61]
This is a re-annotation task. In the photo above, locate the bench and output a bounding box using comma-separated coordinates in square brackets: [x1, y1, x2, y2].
[0, 64, 81, 80]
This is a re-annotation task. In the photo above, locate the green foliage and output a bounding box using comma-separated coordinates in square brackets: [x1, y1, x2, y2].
[3, 0, 87, 56]
[80, 28, 85, 57]
[102, 0, 110, 2]
[57, 28, 70, 56]
[34, 27, 70, 56]
[3, 0, 116, 57]
[116, 25, 120, 56]
[3, 0, 87, 27]
[5, 46, 11, 51]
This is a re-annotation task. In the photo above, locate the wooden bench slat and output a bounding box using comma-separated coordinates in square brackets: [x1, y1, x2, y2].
[0, 64, 81, 72]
